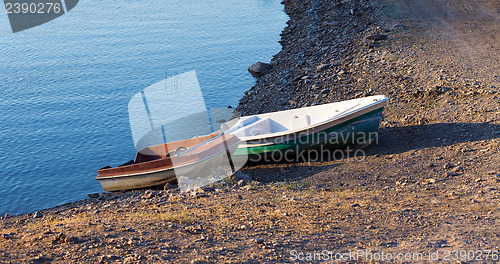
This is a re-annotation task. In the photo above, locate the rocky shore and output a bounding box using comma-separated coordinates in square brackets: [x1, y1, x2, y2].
[2, 0, 500, 263]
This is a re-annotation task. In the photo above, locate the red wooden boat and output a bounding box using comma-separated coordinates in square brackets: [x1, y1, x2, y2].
[97, 134, 241, 191]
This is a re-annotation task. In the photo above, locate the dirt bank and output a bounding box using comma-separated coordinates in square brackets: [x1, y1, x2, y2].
[1, 0, 500, 263]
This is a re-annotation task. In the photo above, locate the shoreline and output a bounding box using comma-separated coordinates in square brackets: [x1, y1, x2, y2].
[2, 0, 500, 262]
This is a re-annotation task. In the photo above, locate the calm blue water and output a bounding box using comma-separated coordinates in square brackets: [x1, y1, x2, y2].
[0, 0, 286, 215]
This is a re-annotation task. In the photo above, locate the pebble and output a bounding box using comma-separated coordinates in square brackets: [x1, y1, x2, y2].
[32, 255, 52, 263]
[315, 63, 331, 72]
[425, 178, 437, 184]
[446, 171, 458, 177]
[33, 211, 43, 218]
[88, 193, 99, 198]
[164, 183, 175, 190]
[320, 88, 330, 94]
[168, 194, 183, 202]
[1, 233, 13, 240]
[232, 171, 252, 183]
[255, 238, 265, 244]
[366, 34, 388, 41]
[142, 190, 154, 199]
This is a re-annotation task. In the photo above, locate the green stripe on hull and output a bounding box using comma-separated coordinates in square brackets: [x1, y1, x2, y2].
[233, 107, 384, 156]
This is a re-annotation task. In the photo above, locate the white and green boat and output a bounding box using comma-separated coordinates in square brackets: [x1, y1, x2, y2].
[226, 95, 388, 161]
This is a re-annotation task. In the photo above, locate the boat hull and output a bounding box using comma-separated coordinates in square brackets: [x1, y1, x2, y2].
[233, 99, 386, 162]
[97, 134, 240, 192]
[98, 168, 177, 192]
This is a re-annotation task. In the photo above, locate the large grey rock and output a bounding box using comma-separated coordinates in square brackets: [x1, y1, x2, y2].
[248, 62, 272, 77]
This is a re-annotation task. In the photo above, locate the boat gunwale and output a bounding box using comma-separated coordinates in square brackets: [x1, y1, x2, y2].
[239, 97, 387, 143]
[97, 138, 241, 180]
[234, 106, 384, 155]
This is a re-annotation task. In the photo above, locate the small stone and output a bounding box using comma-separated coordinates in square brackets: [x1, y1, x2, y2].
[474, 178, 482, 182]
[351, 203, 361, 208]
[426, 178, 437, 184]
[106, 254, 119, 260]
[1, 233, 13, 240]
[248, 62, 271, 77]
[164, 183, 174, 190]
[168, 194, 182, 202]
[142, 190, 154, 199]
[88, 193, 99, 198]
[238, 180, 246, 186]
[53, 232, 73, 244]
[33, 211, 43, 218]
[366, 34, 388, 41]
[443, 163, 452, 169]
[232, 171, 252, 183]
[320, 88, 330, 94]
[451, 166, 463, 172]
[446, 171, 458, 177]
[32, 255, 52, 263]
[255, 238, 265, 244]
[315, 63, 330, 72]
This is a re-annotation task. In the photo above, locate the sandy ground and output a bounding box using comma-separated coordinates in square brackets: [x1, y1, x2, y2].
[1, 0, 499, 263]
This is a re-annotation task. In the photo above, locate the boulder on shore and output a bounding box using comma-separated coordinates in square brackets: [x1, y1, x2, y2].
[248, 62, 272, 77]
